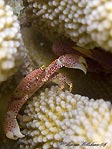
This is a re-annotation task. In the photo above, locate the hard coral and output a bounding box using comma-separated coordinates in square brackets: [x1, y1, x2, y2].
[18, 86, 112, 149]
[26, 0, 112, 52]
[0, 0, 22, 82]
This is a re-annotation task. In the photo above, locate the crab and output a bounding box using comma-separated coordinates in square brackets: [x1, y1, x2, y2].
[4, 54, 87, 140]
[52, 39, 112, 74]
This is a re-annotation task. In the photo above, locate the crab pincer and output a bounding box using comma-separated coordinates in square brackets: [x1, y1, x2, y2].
[44, 54, 87, 79]
[4, 66, 46, 140]
[43, 54, 87, 90]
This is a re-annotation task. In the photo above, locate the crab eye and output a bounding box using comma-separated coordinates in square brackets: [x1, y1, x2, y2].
[41, 65, 46, 70]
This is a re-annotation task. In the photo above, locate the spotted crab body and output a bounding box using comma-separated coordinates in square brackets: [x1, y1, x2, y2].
[4, 54, 87, 140]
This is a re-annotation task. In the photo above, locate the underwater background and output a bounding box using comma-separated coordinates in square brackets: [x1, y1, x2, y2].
[0, 0, 112, 148]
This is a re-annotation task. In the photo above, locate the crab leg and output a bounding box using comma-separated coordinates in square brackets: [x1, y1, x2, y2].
[4, 54, 87, 140]
[50, 73, 73, 91]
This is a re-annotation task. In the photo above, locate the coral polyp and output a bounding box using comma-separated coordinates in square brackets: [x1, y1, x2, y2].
[26, 0, 112, 52]
[0, 0, 22, 82]
[18, 86, 112, 149]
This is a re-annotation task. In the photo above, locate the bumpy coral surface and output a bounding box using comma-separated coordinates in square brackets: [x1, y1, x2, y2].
[0, 0, 22, 82]
[26, 0, 112, 52]
[18, 86, 112, 149]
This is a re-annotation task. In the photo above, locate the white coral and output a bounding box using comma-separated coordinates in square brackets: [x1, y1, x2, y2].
[18, 86, 112, 149]
[0, 0, 22, 81]
[26, 0, 112, 52]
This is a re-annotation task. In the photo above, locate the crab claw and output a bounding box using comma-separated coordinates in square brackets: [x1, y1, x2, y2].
[4, 111, 24, 140]
[75, 56, 88, 74]
[4, 96, 28, 140]
[58, 54, 88, 74]
[4, 66, 46, 140]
